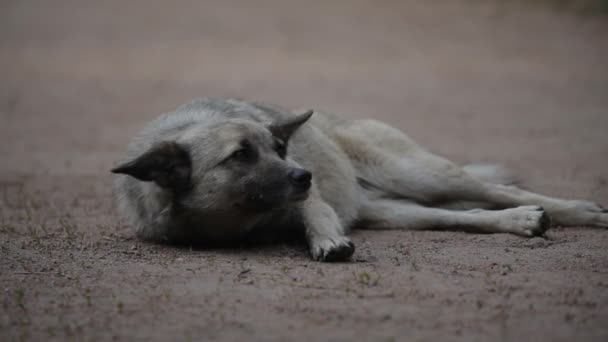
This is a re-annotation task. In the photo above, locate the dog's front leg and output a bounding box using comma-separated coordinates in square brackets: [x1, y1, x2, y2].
[300, 193, 355, 262]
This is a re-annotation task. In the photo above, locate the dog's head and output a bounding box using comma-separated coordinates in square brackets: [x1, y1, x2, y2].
[112, 110, 314, 239]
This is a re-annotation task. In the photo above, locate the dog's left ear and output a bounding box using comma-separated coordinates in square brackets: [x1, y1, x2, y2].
[111, 141, 191, 191]
[268, 110, 314, 142]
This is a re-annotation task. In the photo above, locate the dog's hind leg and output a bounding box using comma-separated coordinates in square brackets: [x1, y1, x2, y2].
[358, 199, 550, 236]
[356, 144, 608, 227]
[462, 183, 608, 228]
[335, 119, 608, 228]
[335, 121, 495, 205]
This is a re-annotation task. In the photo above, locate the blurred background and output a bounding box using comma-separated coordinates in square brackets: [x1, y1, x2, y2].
[2, 0, 607, 177]
[1, 1, 608, 341]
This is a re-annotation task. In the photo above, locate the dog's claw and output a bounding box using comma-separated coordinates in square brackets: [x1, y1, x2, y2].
[539, 211, 551, 233]
[501, 206, 551, 237]
[310, 237, 355, 262]
[323, 241, 355, 262]
[524, 210, 550, 237]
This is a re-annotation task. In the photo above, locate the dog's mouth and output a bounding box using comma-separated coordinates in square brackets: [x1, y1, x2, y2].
[289, 191, 309, 202]
[237, 189, 309, 212]
[237, 193, 286, 212]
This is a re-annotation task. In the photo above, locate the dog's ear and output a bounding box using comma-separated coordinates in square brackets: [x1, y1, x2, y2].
[268, 110, 313, 142]
[111, 141, 191, 191]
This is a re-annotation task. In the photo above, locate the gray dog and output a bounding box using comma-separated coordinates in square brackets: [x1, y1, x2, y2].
[112, 98, 608, 261]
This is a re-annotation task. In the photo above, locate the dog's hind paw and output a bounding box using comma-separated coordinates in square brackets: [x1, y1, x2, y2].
[309, 236, 355, 262]
[498, 205, 551, 237]
[550, 200, 608, 228]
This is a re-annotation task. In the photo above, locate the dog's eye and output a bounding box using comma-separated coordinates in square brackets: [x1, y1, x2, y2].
[275, 140, 287, 159]
[229, 140, 256, 163]
[231, 148, 250, 161]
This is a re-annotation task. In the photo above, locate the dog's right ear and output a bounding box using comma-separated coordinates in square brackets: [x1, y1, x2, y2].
[111, 141, 191, 191]
[268, 109, 314, 142]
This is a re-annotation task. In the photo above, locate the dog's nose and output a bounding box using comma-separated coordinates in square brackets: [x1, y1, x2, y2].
[289, 168, 312, 189]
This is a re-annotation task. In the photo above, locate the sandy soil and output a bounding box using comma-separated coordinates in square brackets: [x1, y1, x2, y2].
[1, 0, 608, 341]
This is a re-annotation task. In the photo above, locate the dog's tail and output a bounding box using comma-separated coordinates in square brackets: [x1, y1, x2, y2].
[463, 163, 518, 186]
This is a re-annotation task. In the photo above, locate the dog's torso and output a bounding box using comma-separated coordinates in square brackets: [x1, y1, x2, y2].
[113, 97, 608, 261]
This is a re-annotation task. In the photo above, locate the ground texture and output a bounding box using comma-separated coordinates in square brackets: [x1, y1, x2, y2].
[1, 0, 608, 341]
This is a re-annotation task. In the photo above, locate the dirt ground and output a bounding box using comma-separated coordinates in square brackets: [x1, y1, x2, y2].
[1, 0, 608, 341]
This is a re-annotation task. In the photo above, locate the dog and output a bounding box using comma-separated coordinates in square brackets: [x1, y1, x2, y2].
[112, 98, 608, 261]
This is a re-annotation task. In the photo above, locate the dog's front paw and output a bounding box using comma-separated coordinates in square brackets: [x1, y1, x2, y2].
[309, 236, 355, 262]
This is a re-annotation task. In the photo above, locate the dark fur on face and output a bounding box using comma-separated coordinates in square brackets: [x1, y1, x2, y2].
[112, 110, 313, 242]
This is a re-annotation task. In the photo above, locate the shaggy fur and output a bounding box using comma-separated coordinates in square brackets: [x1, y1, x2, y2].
[112, 98, 608, 261]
